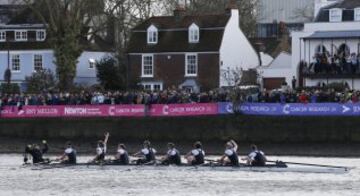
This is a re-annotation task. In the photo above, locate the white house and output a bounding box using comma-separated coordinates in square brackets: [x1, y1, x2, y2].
[292, 0, 360, 89]
[0, 4, 111, 91]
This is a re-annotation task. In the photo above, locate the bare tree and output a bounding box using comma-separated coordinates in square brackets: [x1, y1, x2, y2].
[18, 0, 106, 90]
[184, 0, 259, 37]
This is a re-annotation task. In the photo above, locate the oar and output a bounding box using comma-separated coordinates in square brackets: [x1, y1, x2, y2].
[267, 160, 350, 169]
[205, 159, 221, 164]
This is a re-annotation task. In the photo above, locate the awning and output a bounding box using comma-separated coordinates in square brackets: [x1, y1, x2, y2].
[304, 30, 360, 40]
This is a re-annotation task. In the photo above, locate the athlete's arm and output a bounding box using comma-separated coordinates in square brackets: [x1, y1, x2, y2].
[104, 132, 110, 145]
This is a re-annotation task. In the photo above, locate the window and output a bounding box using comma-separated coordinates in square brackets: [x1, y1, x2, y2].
[15, 30, 27, 41]
[189, 23, 199, 43]
[337, 44, 350, 57]
[142, 54, 154, 77]
[34, 54, 43, 71]
[147, 25, 158, 44]
[142, 83, 163, 91]
[315, 45, 327, 54]
[153, 84, 161, 91]
[144, 84, 152, 90]
[11, 54, 20, 72]
[329, 8, 342, 22]
[185, 54, 198, 76]
[0, 31, 5, 42]
[36, 30, 46, 41]
[355, 8, 360, 21]
[89, 59, 95, 69]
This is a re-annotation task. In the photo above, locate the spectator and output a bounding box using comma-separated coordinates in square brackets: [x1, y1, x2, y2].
[291, 76, 297, 90]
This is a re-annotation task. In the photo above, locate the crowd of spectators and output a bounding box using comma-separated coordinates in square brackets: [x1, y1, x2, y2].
[302, 52, 360, 75]
[2, 87, 360, 107]
[0, 90, 232, 107]
[246, 88, 360, 104]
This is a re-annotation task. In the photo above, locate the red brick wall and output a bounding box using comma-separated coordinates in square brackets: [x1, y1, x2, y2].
[128, 53, 220, 91]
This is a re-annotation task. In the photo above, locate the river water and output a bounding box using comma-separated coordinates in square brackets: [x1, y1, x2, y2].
[0, 154, 359, 196]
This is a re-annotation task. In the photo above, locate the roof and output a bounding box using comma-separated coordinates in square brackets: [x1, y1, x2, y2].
[266, 51, 292, 69]
[0, 39, 113, 52]
[0, 23, 45, 29]
[0, 5, 114, 52]
[304, 30, 360, 39]
[323, 0, 360, 9]
[133, 15, 230, 31]
[315, 0, 360, 22]
[128, 14, 230, 53]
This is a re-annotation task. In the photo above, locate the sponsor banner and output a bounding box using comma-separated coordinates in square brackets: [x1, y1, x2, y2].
[150, 103, 218, 116]
[0, 106, 62, 118]
[219, 102, 360, 116]
[0, 105, 145, 118]
[0, 103, 218, 118]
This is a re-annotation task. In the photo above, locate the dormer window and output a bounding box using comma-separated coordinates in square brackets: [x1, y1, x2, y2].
[189, 23, 199, 43]
[355, 8, 360, 21]
[147, 25, 158, 44]
[329, 8, 342, 22]
[15, 30, 27, 41]
[36, 30, 46, 41]
[0, 31, 5, 42]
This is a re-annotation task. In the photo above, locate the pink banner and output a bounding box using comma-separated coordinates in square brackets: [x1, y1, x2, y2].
[0, 103, 218, 118]
[149, 103, 218, 117]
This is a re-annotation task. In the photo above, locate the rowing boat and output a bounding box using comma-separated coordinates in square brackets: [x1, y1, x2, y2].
[24, 162, 351, 174]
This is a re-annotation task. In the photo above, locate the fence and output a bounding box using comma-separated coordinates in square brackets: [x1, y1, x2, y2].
[2, 102, 360, 118]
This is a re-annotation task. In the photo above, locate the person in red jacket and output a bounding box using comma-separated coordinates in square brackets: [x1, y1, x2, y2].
[298, 90, 308, 103]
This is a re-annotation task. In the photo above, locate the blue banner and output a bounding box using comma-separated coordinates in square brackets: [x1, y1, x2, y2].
[218, 102, 360, 116]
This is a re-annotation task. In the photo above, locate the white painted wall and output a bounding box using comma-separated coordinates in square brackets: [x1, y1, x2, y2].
[258, 52, 293, 86]
[75, 51, 111, 86]
[219, 9, 260, 86]
[0, 50, 110, 87]
[260, 52, 274, 66]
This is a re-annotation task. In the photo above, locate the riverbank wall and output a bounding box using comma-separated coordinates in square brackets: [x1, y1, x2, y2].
[1, 115, 360, 156]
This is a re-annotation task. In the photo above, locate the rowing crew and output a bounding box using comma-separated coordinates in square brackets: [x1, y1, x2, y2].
[23, 133, 267, 167]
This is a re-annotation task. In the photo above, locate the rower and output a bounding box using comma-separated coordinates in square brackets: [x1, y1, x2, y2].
[219, 140, 239, 166]
[56, 141, 77, 164]
[134, 140, 157, 165]
[24, 140, 49, 164]
[114, 143, 129, 165]
[185, 141, 205, 165]
[161, 143, 181, 165]
[91, 132, 109, 163]
[242, 144, 267, 166]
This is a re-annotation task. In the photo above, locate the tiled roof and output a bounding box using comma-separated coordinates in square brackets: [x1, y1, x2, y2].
[133, 14, 230, 30]
[128, 14, 230, 53]
[325, 0, 360, 9]
[304, 30, 360, 39]
[315, 0, 360, 22]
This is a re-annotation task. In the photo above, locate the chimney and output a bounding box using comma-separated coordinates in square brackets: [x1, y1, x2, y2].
[226, 0, 238, 14]
[174, 0, 186, 20]
[226, 0, 239, 25]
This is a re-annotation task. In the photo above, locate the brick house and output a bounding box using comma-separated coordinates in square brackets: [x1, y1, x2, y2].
[127, 0, 259, 92]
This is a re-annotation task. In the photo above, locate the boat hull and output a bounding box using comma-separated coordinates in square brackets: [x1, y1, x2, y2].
[24, 163, 350, 174]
